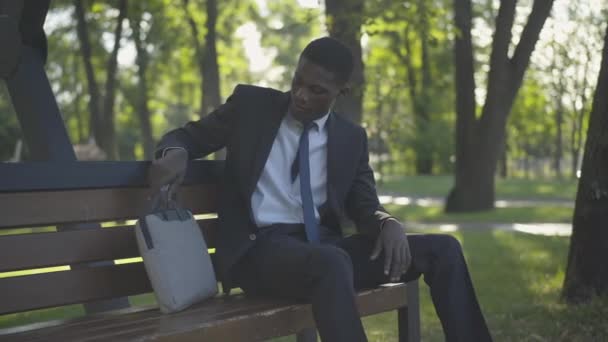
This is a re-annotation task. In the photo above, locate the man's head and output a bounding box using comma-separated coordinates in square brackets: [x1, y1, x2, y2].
[289, 37, 354, 123]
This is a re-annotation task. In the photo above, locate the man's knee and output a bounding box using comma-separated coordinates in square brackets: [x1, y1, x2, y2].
[434, 234, 463, 257]
[310, 245, 353, 279]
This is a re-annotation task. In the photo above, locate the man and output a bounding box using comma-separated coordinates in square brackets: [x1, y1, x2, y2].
[149, 37, 492, 341]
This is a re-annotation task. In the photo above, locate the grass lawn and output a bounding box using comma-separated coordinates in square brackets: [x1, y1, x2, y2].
[3, 230, 607, 341]
[358, 229, 608, 342]
[378, 175, 578, 201]
[385, 204, 574, 224]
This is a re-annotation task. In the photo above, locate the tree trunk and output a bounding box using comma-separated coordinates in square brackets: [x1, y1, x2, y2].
[499, 133, 508, 178]
[446, 0, 554, 212]
[562, 23, 608, 303]
[554, 87, 564, 179]
[100, 0, 127, 160]
[399, 9, 434, 175]
[552, 42, 566, 179]
[73, 56, 85, 143]
[201, 0, 221, 116]
[183, 0, 220, 120]
[74, 0, 126, 160]
[131, 13, 154, 159]
[571, 50, 592, 178]
[74, 0, 102, 147]
[325, 0, 364, 124]
[182, 0, 204, 116]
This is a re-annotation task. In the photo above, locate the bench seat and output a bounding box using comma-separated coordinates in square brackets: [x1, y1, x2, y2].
[1, 284, 407, 342]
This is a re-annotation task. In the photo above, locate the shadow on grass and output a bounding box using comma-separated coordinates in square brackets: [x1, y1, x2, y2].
[421, 230, 607, 342]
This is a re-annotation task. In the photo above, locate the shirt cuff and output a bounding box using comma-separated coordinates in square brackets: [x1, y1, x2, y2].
[154, 147, 187, 160]
[380, 217, 400, 232]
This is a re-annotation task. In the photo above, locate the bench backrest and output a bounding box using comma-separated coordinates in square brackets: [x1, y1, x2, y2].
[0, 161, 224, 315]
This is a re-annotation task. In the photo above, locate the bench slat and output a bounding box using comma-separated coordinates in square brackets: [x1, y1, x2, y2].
[0, 185, 218, 228]
[0, 161, 223, 192]
[0, 219, 218, 273]
[0, 263, 152, 315]
[2, 285, 408, 342]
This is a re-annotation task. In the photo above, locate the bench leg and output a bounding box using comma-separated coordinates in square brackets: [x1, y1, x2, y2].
[399, 280, 421, 342]
[296, 327, 317, 342]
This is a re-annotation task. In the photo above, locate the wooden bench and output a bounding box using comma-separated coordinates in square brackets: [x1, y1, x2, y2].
[0, 161, 421, 341]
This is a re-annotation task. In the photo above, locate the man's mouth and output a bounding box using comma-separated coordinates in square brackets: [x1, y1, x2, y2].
[294, 103, 309, 111]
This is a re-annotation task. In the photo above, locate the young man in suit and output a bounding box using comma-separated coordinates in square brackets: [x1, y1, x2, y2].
[149, 37, 492, 342]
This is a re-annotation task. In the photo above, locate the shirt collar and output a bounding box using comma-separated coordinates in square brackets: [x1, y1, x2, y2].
[287, 109, 331, 132]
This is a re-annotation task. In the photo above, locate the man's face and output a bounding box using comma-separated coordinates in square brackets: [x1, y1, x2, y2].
[289, 56, 347, 122]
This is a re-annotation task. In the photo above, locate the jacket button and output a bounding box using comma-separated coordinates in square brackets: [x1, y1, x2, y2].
[249, 234, 257, 241]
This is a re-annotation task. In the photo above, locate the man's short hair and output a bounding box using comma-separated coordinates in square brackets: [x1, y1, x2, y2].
[301, 37, 354, 85]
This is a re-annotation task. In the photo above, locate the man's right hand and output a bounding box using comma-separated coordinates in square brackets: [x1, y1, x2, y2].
[148, 148, 188, 192]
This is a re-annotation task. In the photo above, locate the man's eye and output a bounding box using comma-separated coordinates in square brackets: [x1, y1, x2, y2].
[310, 87, 326, 95]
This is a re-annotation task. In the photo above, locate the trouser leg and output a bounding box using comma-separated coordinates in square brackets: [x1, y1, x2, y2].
[336, 233, 492, 342]
[232, 233, 367, 342]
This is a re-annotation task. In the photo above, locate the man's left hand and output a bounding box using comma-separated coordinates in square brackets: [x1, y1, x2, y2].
[370, 219, 411, 282]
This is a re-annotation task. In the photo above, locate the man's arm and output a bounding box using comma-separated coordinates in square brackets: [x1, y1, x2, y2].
[148, 85, 243, 191]
[155, 85, 243, 160]
[344, 127, 394, 235]
[345, 127, 411, 282]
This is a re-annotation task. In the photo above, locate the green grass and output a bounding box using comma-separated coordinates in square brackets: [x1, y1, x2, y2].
[361, 229, 608, 342]
[378, 175, 578, 201]
[3, 230, 606, 341]
[385, 204, 574, 223]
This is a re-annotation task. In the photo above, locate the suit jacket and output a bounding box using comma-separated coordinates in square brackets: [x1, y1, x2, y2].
[157, 84, 393, 289]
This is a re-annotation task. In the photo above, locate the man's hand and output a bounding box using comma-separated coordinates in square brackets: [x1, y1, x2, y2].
[370, 219, 412, 282]
[148, 148, 188, 192]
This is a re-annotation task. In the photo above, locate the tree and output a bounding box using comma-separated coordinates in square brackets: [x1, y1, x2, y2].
[74, 0, 128, 159]
[562, 22, 608, 303]
[382, 0, 441, 175]
[325, 0, 364, 124]
[182, 0, 221, 117]
[255, 0, 323, 90]
[446, 0, 554, 212]
[130, 4, 154, 159]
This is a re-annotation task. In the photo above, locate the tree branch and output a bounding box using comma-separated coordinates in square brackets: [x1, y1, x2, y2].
[510, 0, 555, 87]
[488, 0, 516, 72]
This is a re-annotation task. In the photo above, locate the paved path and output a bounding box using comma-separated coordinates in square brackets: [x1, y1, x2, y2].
[378, 194, 574, 208]
[406, 222, 572, 236]
[378, 192, 574, 236]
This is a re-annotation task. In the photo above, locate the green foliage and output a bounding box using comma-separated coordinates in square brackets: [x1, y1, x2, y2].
[510, 74, 554, 160]
[255, 0, 324, 89]
[362, 0, 456, 174]
[0, 0, 604, 176]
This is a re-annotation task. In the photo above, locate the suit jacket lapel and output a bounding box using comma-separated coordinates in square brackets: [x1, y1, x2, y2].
[247, 91, 290, 196]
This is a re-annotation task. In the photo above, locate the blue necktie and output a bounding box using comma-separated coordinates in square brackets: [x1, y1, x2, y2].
[291, 122, 320, 244]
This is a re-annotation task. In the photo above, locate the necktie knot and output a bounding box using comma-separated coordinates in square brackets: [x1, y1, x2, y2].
[303, 121, 316, 131]
[291, 122, 316, 182]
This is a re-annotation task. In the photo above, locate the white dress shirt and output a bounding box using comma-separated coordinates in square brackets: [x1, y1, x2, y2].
[251, 111, 330, 227]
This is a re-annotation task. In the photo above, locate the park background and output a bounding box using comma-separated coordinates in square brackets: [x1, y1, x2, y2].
[1, 0, 608, 341]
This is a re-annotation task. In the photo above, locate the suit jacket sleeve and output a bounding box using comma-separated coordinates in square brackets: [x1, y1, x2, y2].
[155, 85, 244, 159]
[344, 127, 395, 236]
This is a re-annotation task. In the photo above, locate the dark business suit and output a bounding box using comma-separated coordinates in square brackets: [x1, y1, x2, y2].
[157, 85, 492, 341]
